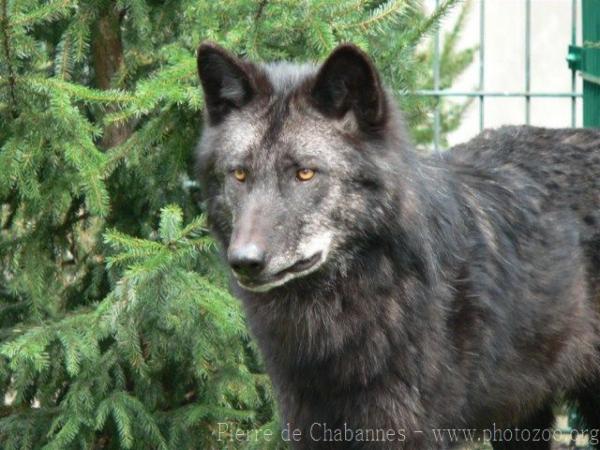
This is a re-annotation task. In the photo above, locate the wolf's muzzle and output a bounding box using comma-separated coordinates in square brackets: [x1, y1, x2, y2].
[228, 243, 267, 278]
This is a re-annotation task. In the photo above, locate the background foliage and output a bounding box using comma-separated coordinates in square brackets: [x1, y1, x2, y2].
[0, 0, 472, 448]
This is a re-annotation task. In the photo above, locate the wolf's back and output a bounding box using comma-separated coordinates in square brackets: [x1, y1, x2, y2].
[448, 126, 600, 242]
[448, 125, 600, 304]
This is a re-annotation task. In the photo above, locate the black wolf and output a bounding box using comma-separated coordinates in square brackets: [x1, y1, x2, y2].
[195, 42, 600, 449]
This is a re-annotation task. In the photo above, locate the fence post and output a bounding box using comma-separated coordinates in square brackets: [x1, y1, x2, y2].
[580, 0, 600, 126]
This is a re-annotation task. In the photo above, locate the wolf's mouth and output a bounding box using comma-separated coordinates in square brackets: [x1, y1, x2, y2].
[276, 252, 322, 276]
[236, 251, 323, 292]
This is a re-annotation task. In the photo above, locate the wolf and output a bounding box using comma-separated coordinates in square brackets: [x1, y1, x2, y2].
[195, 42, 600, 449]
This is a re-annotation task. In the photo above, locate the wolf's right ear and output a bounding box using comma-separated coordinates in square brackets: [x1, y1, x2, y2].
[197, 42, 255, 124]
[311, 44, 387, 133]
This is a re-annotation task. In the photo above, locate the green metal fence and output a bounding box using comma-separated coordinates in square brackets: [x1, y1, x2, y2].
[569, 0, 600, 126]
[422, 0, 584, 150]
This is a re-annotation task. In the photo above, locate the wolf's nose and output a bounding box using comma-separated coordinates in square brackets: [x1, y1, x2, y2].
[228, 243, 266, 277]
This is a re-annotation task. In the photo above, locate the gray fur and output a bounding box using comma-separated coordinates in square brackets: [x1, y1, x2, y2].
[263, 61, 317, 94]
[196, 43, 600, 449]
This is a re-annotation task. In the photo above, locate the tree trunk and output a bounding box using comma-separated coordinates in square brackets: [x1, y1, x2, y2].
[91, 2, 131, 149]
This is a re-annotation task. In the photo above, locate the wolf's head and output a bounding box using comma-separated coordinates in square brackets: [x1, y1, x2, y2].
[196, 43, 413, 293]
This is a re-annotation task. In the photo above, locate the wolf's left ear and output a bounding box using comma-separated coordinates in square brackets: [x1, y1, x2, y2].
[197, 42, 255, 124]
[311, 44, 386, 132]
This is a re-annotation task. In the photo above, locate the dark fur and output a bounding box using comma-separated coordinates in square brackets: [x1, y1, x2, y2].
[195, 43, 600, 449]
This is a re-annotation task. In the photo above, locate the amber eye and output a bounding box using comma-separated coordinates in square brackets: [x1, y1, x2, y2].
[233, 168, 247, 182]
[296, 168, 315, 181]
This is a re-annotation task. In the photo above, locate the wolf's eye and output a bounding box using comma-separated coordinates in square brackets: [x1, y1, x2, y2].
[233, 168, 247, 182]
[296, 168, 315, 181]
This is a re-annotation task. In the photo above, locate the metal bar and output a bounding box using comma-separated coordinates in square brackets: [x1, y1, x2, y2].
[479, 0, 485, 130]
[433, 0, 441, 150]
[571, 0, 577, 126]
[581, 72, 600, 85]
[407, 90, 582, 98]
[525, 0, 531, 124]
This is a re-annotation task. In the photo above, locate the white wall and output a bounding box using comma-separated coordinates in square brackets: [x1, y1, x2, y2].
[425, 0, 583, 147]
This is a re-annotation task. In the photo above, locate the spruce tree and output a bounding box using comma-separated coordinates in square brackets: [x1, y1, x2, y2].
[0, 1, 471, 448]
